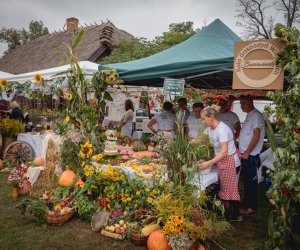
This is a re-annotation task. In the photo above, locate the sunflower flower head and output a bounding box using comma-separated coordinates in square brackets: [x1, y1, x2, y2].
[79, 142, 93, 159]
[0, 79, 8, 88]
[34, 73, 43, 84]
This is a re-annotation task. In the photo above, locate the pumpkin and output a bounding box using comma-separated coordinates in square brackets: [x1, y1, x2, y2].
[59, 169, 77, 187]
[147, 230, 171, 250]
[34, 156, 44, 166]
[190, 244, 205, 250]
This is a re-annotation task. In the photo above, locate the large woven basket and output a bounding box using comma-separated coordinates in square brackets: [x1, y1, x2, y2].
[44, 210, 75, 226]
[129, 228, 148, 246]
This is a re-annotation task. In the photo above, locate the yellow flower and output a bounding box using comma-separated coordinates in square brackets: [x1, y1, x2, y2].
[65, 115, 70, 123]
[79, 142, 93, 159]
[136, 190, 141, 196]
[34, 73, 43, 83]
[66, 93, 73, 101]
[147, 197, 153, 203]
[107, 204, 111, 209]
[145, 188, 150, 192]
[0, 79, 8, 87]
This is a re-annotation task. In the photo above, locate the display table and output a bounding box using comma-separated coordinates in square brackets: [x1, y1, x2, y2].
[93, 162, 218, 190]
[192, 166, 219, 191]
[17, 133, 45, 157]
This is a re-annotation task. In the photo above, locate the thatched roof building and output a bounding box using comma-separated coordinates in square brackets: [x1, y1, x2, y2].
[0, 18, 134, 74]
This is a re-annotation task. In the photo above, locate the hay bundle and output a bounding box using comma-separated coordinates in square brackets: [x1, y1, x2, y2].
[31, 138, 61, 197]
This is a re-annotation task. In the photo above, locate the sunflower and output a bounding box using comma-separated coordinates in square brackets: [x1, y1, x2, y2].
[0, 79, 8, 87]
[34, 73, 43, 83]
[65, 115, 70, 123]
[66, 93, 73, 101]
[79, 142, 93, 159]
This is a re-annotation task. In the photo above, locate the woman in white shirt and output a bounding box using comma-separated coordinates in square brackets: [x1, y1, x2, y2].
[199, 107, 241, 222]
[120, 99, 134, 138]
[147, 102, 176, 138]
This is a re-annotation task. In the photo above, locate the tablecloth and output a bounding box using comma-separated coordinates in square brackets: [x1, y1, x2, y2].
[26, 166, 45, 185]
[93, 162, 218, 190]
[17, 133, 45, 157]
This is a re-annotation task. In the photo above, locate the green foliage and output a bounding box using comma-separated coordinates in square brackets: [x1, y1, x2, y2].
[100, 21, 198, 64]
[74, 195, 96, 222]
[0, 20, 49, 54]
[266, 23, 300, 248]
[26, 200, 48, 225]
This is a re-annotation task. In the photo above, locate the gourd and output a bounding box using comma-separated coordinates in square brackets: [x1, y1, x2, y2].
[147, 230, 171, 250]
[34, 156, 44, 166]
[58, 169, 76, 187]
[141, 224, 161, 237]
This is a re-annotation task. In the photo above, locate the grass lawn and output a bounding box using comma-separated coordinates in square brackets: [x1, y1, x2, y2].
[0, 172, 271, 250]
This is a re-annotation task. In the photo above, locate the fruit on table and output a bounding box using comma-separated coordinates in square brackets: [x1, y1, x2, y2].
[59, 169, 77, 187]
[141, 224, 161, 237]
[147, 230, 171, 250]
[108, 226, 115, 232]
[34, 156, 44, 166]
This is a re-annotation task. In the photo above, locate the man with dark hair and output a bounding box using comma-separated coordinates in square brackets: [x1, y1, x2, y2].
[186, 102, 205, 138]
[176, 97, 191, 126]
[239, 95, 265, 215]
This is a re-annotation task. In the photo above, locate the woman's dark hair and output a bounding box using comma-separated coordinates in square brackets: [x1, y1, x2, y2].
[162, 101, 173, 111]
[125, 99, 134, 111]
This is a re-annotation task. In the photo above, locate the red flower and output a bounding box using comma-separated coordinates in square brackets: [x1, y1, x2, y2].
[281, 186, 289, 197]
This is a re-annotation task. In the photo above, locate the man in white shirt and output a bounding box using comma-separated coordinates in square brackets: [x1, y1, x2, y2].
[239, 95, 265, 215]
[217, 98, 241, 141]
[186, 102, 205, 139]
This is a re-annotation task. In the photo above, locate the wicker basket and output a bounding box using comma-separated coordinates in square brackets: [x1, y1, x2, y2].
[129, 228, 148, 246]
[44, 210, 75, 226]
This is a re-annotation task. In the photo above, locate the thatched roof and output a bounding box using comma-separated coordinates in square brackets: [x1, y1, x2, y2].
[0, 21, 134, 74]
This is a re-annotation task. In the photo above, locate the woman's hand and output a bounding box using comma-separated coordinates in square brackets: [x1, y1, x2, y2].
[199, 161, 212, 170]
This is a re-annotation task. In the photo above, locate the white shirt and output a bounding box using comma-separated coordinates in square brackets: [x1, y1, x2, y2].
[239, 109, 265, 155]
[153, 111, 176, 131]
[216, 111, 240, 132]
[186, 114, 205, 139]
[206, 122, 240, 167]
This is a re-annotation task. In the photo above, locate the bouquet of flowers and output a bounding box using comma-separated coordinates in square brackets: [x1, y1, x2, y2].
[0, 117, 25, 137]
[7, 164, 29, 188]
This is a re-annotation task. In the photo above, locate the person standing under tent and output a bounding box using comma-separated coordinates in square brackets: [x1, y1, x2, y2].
[239, 95, 265, 215]
[147, 101, 176, 139]
[176, 97, 191, 134]
[119, 99, 134, 138]
[186, 102, 205, 139]
[8, 101, 25, 122]
[199, 107, 242, 222]
[217, 98, 241, 141]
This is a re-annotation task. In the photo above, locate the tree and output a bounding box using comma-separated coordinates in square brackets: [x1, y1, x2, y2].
[0, 20, 49, 54]
[236, 0, 300, 39]
[99, 21, 198, 64]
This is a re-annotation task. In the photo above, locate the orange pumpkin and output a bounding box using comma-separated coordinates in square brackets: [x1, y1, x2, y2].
[190, 244, 205, 250]
[147, 230, 171, 250]
[59, 169, 77, 187]
[34, 156, 44, 166]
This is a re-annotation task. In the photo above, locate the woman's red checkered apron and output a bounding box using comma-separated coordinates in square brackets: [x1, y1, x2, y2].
[217, 153, 240, 201]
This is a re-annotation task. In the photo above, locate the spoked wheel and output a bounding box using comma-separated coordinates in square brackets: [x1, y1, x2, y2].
[3, 141, 34, 167]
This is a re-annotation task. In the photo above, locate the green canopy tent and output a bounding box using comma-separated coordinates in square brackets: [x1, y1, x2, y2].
[98, 19, 242, 88]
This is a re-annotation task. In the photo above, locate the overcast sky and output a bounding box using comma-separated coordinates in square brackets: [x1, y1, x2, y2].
[0, 0, 293, 57]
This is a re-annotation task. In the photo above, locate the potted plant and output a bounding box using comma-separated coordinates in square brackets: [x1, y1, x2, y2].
[7, 164, 30, 198]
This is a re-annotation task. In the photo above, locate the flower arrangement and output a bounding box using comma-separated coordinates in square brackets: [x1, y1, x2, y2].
[0, 117, 25, 137]
[7, 164, 29, 188]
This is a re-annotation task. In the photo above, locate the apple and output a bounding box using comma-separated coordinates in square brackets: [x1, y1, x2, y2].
[114, 224, 120, 228]
[108, 226, 115, 233]
[115, 227, 121, 234]
[119, 228, 126, 234]
[105, 226, 110, 231]
[119, 220, 125, 226]
[122, 223, 127, 230]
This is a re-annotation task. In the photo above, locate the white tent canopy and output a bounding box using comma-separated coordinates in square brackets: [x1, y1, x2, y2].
[0, 61, 99, 84]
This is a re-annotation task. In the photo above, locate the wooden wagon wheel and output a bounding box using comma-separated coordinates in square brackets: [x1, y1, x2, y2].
[3, 141, 34, 167]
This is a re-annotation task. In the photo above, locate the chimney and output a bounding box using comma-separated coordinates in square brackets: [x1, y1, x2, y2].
[66, 17, 79, 32]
